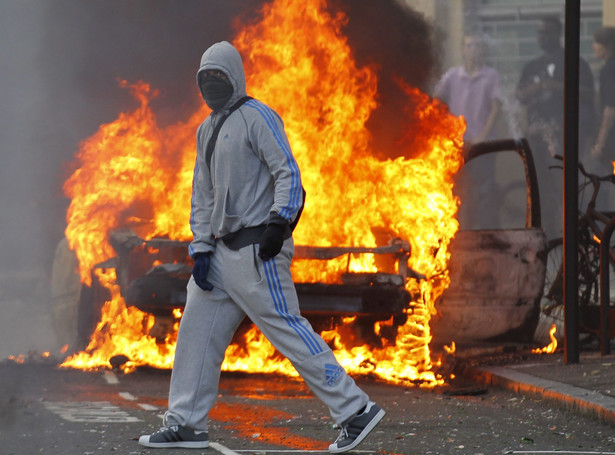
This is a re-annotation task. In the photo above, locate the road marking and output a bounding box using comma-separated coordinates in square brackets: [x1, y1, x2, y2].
[210, 442, 241, 455]
[138, 403, 159, 411]
[116, 391, 159, 411]
[118, 392, 136, 401]
[44, 401, 141, 422]
[103, 370, 119, 385]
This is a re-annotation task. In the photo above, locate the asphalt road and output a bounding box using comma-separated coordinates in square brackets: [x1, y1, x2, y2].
[1, 360, 614, 455]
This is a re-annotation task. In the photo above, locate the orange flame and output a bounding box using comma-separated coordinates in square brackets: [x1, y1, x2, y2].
[532, 324, 558, 354]
[61, 0, 464, 385]
[63, 80, 200, 286]
[9, 354, 26, 364]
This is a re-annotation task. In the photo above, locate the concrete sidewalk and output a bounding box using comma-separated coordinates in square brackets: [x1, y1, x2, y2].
[467, 351, 615, 426]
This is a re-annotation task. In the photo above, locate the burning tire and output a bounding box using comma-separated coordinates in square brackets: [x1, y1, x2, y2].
[76, 271, 108, 349]
[51, 237, 109, 353]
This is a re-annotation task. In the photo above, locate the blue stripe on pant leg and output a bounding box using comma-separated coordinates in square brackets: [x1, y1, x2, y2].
[263, 259, 323, 356]
[263, 259, 321, 355]
[269, 258, 323, 353]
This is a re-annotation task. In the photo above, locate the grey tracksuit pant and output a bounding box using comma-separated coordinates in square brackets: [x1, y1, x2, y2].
[163, 238, 369, 432]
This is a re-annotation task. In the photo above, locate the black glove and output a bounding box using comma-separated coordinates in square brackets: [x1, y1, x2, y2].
[192, 253, 214, 291]
[258, 223, 287, 261]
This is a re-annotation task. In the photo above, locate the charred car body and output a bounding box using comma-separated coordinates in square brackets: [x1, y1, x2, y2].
[67, 139, 548, 351]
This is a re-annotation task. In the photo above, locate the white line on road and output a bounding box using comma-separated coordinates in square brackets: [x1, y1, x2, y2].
[118, 392, 136, 401]
[138, 403, 159, 411]
[210, 442, 241, 455]
[103, 370, 119, 385]
[44, 401, 141, 423]
[116, 391, 159, 411]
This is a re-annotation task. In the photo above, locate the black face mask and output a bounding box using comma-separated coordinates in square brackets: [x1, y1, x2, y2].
[200, 74, 233, 111]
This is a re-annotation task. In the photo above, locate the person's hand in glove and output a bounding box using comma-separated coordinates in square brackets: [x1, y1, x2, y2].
[258, 223, 287, 261]
[192, 253, 214, 291]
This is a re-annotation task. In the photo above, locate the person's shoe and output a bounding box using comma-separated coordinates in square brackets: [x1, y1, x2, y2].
[138, 425, 209, 448]
[329, 401, 385, 453]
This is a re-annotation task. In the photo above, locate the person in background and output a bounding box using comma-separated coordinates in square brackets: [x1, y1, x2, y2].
[591, 26, 615, 165]
[435, 32, 502, 145]
[516, 16, 596, 239]
[434, 31, 503, 229]
[138, 41, 385, 453]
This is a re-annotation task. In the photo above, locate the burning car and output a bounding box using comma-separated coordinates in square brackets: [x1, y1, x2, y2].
[77, 230, 415, 349]
[54, 136, 547, 381]
[54, 1, 547, 384]
[78, 138, 546, 348]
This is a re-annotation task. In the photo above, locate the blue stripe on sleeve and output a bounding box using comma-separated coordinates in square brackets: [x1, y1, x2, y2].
[188, 158, 201, 258]
[189, 158, 200, 237]
[246, 99, 302, 222]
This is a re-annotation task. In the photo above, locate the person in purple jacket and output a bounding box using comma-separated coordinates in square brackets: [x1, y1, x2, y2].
[435, 32, 502, 145]
[434, 31, 503, 229]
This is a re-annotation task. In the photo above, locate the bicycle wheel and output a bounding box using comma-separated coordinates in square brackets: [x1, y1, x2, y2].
[538, 235, 615, 337]
[536, 236, 601, 340]
[535, 238, 564, 344]
[577, 232, 615, 333]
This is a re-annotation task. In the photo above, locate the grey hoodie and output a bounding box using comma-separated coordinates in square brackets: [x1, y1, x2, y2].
[188, 41, 303, 258]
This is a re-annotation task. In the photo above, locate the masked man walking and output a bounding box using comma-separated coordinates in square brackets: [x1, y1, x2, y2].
[138, 41, 385, 454]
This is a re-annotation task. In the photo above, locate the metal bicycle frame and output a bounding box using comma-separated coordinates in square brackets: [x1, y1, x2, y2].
[543, 165, 615, 350]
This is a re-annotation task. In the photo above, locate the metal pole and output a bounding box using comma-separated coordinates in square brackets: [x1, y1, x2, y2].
[563, 0, 580, 364]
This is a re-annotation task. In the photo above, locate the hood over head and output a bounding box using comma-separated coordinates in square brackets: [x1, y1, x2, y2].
[196, 41, 247, 110]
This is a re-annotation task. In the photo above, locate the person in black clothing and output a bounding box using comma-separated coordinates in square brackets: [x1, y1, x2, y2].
[516, 16, 596, 238]
[137, 41, 385, 454]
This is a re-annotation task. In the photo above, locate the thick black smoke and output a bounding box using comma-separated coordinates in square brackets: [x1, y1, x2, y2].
[330, 0, 440, 159]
